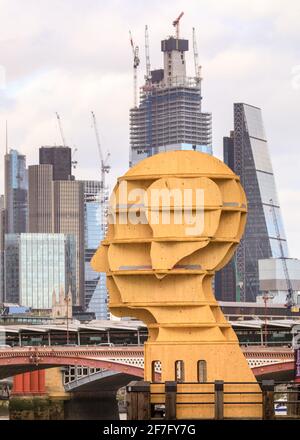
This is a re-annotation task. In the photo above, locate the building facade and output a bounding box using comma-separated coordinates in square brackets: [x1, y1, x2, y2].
[4, 149, 28, 233]
[130, 34, 212, 166]
[39, 146, 73, 181]
[52, 180, 85, 306]
[28, 157, 85, 307]
[28, 164, 53, 233]
[0, 195, 6, 303]
[258, 258, 300, 304]
[4, 234, 20, 304]
[18, 234, 76, 310]
[83, 181, 108, 320]
[215, 103, 288, 302]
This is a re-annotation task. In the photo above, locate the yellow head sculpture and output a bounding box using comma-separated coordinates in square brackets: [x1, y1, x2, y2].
[92, 150, 261, 418]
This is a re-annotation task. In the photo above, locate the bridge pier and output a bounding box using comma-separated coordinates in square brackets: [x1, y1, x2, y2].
[64, 391, 119, 420]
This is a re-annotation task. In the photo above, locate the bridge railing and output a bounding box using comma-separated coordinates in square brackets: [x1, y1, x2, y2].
[126, 380, 300, 420]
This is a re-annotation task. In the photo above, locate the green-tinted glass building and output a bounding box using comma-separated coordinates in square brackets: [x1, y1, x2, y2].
[5, 233, 76, 309]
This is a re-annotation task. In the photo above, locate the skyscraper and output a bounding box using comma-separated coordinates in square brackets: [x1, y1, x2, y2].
[4, 234, 20, 303]
[0, 195, 6, 302]
[28, 165, 53, 233]
[215, 103, 288, 302]
[52, 180, 85, 306]
[4, 149, 28, 233]
[19, 233, 76, 310]
[28, 160, 85, 307]
[39, 146, 73, 181]
[83, 181, 108, 319]
[129, 30, 212, 166]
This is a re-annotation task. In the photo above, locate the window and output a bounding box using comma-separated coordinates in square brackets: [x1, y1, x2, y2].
[197, 360, 207, 383]
[152, 360, 161, 382]
[175, 360, 185, 382]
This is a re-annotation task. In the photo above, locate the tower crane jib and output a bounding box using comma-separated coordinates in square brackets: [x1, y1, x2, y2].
[91, 111, 110, 190]
[55, 112, 67, 147]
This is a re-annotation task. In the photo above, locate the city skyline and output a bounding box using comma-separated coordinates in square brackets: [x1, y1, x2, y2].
[0, 0, 299, 260]
[1, 3, 300, 423]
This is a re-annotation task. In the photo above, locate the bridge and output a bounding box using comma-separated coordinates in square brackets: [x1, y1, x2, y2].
[0, 345, 295, 382]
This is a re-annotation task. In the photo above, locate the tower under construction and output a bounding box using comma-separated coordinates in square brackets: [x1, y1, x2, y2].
[129, 15, 212, 166]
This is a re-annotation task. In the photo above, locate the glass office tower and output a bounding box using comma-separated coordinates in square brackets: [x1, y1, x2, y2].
[83, 181, 108, 319]
[215, 103, 288, 302]
[8, 233, 77, 309]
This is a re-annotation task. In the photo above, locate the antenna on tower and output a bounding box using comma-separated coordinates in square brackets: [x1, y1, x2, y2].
[173, 11, 184, 39]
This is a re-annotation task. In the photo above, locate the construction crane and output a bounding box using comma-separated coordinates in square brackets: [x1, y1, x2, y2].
[55, 112, 67, 147]
[71, 147, 78, 170]
[144, 25, 151, 84]
[269, 198, 298, 311]
[129, 31, 140, 108]
[91, 111, 110, 191]
[173, 11, 184, 39]
[192, 27, 203, 86]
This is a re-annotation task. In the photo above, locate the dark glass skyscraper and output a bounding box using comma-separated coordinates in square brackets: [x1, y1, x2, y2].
[39, 146, 73, 181]
[4, 149, 28, 233]
[215, 103, 288, 302]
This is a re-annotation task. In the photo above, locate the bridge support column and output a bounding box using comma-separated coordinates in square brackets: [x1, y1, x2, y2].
[12, 371, 46, 395]
[13, 375, 24, 394]
[30, 371, 39, 393]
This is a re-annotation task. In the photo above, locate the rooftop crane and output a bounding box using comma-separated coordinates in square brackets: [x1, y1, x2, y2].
[269, 198, 298, 312]
[55, 112, 67, 147]
[192, 27, 203, 87]
[129, 30, 140, 108]
[91, 111, 110, 191]
[173, 11, 184, 39]
[144, 25, 151, 84]
[71, 147, 78, 170]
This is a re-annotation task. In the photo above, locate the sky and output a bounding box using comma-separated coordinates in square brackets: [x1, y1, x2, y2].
[0, 0, 299, 256]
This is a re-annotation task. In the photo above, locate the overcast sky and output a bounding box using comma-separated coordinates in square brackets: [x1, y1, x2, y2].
[0, 0, 299, 256]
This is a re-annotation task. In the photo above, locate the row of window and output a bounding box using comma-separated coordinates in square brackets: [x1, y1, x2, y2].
[151, 360, 207, 383]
